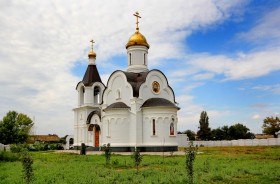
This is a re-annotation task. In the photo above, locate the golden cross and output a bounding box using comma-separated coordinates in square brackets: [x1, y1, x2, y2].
[133, 11, 141, 32]
[90, 39, 95, 51]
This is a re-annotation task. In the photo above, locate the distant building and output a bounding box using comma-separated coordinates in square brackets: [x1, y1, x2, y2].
[255, 134, 274, 139]
[29, 134, 60, 143]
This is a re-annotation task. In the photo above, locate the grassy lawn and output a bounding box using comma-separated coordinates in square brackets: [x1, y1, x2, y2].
[0, 146, 279, 184]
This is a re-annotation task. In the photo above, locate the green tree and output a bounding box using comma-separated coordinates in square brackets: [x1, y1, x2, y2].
[262, 116, 280, 137]
[228, 123, 254, 140]
[211, 126, 233, 140]
[183, 130, 196, 140]
[197, 111, 211, 140]
[0, 111, 33, 144]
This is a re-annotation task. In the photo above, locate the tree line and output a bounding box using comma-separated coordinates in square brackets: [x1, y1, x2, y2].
[0, 110, 280, 144]
[180, 111, 280, 141]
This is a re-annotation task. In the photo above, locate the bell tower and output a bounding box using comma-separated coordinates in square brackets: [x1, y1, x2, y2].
[73, 40, 105, 148]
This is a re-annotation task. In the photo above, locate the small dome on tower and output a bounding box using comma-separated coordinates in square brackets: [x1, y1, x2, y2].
[126, 31, 150, 49]
[88, 50, 96, 59]
[88, 39, 96, 59]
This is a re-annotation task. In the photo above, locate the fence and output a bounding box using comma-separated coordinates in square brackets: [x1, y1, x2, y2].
[178, 138, 280, 147]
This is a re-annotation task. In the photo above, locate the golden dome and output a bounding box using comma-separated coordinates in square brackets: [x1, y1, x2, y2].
[126, 31, 150, 49]
[88, 50, 96, 59]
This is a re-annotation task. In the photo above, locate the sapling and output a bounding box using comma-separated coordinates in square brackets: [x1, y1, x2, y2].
[132, 147, 142, 172]
[103, 143, 111, 165]
[21, 149, 34, 184]
[185, 141, 197, 184]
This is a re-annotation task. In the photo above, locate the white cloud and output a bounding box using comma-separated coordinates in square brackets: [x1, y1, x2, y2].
[0, 0, 256, 136]
[192, 73, 215, 80]
[252, 84, 280, 95]
[237, 7, 280, 46]
[251, 114, 260, 120]
[188, 47, 280, 80]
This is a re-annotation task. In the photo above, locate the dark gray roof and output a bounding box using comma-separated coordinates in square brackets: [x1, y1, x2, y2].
[103, 69, 177, 103]
[82, 65, 103, 86]
[122, 72, 148, 97]
[86, 110, 101, 124]
[141, 98, 179, 109]
[105, 102, 130, 110]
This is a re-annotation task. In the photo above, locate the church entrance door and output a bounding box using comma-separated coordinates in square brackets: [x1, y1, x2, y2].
[94, 128, 100, 147]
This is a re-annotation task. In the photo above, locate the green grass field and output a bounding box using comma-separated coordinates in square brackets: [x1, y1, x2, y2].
[0, 146, 279, 184]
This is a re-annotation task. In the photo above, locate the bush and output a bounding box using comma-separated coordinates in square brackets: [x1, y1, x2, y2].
[10, 144, 28, 153]
[0, 151, 20, 162]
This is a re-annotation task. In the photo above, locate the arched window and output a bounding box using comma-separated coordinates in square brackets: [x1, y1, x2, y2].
[116, 89, 121, 99]
[152, 119, 156, 136]
[69, 138, 74, 145]
[94, 86, 100, 104]
[80, 86, 85, 106]
[170, 118, 175, 135]
[170, 123, 174, 135]
[129, 53, 132, 65]
[144, 53, 146, 65]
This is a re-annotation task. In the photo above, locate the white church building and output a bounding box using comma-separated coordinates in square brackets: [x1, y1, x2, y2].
[73, 12, 180, 151]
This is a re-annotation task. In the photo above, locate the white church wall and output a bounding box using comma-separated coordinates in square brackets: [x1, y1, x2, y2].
[127, 46, 148, 66]
[102, 109, 131, 146]
[142, 108, 178, 147]
[139, 70, 175, 103]
[73, 107, 98, 146]
[127, 46, 149, 72]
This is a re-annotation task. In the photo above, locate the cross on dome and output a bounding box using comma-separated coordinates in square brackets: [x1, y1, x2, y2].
[90, 39, 95, 51]
[133, 11, 141, 32]
[88, 39, 96, 59]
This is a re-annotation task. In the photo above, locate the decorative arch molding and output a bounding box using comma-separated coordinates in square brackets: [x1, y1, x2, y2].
[102, 70, 134, 105]
[86, 110, 101, 124]
[139, 69, 176, 103]
[76, 81, 84, 90]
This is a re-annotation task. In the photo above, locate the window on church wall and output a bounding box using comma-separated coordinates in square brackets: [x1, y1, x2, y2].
[94, 86, 100, 104]
[152, 119, 156, 136]
[170, 123, 174, 135]
[80, 86, 85, 106]
[129, 53, 132, 65]
[107, 120, 110, 137]
[170, 118, 175, 136]
[116, 89, 121, 99]
[144, 53, 146, 65]
[69, 138, 74, 146]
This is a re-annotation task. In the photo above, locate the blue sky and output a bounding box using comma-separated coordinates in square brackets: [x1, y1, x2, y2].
[0, 0, 279, 136]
